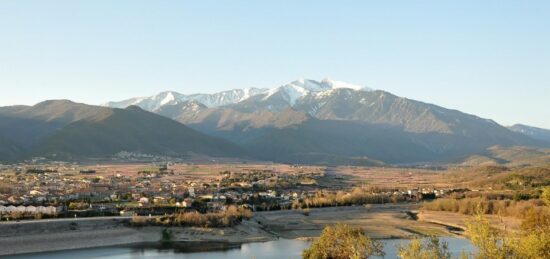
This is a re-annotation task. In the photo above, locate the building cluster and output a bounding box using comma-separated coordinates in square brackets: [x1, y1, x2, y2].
[0, 205, 61, 215]
[0, 163, 461, 220]
[0, 164, 326, 219]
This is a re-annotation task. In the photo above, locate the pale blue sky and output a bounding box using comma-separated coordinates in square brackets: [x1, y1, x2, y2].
[1, 1, 549, 128]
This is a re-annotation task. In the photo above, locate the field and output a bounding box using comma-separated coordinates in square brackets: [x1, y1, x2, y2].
[59, 162, 324, 183]
[318, 166, 449, 190]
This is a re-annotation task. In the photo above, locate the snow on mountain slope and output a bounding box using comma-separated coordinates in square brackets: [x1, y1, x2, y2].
[261, 78, 371, 105]
[104, 91, 185, 111]
[322, 78, 372, 91]
[186, 88, 268, 107]
[104, 88, 268, 112]
[104, 78, 370, 111]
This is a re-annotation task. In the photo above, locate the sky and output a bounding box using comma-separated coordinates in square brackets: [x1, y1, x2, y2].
[1, 1, 549, 128]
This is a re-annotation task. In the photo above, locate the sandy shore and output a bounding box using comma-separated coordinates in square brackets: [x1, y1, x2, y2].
[417, 210, 520, 232]
[0, 204, 481, 256]
[254, 203, 455, 239]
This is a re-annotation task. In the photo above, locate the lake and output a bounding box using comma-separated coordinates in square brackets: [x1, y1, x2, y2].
[6, 237, 474, 259]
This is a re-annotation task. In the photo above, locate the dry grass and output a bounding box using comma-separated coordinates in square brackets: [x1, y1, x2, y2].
[422, 197, 545, 218]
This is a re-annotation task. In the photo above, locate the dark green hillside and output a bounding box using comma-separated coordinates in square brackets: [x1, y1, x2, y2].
[0, 101, 245, 161]
[0, 135, 22, 161]
[0, 100, 114, 124]
[239, 119, 465, 164]
[32, 106, 245, 159]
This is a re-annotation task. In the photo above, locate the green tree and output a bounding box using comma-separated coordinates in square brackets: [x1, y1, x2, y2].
[302, 223, 384, 259]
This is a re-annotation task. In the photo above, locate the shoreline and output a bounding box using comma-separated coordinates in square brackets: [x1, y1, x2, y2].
[0, 204, 480, 256]
[0, 216, 276, 256]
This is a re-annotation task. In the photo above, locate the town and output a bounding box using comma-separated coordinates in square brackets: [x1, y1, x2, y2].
[0, 162, 459, 221]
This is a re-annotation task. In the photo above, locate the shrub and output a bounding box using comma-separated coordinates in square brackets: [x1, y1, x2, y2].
[510, 207, 550, 259]
[542, 186, 550, 206]
[465, 212, 513, 259]
[131, 205, 252, 228]
[398, 236, 451, 259]
[161, 228, 173, 242]
[422, 197, 544, 218]
[294, 188, 395, 209]
[302, 223, 384, 259]
[463, 209, 550, 259]
[396, 207, 550, 259]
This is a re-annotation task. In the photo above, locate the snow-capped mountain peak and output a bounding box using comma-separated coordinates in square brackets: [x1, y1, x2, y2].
[321, 78, 371, 91]
[156, 91, 181, 106]
[104, 88, 269, 112]
[262, 78, 371, 105]
[104, 78, 372, 111]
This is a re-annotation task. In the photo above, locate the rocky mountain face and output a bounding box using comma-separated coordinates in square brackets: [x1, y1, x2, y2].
[0, 100, 245, 162]
[104, 78, 545, 165]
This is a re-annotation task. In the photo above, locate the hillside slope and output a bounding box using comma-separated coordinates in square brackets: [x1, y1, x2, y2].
[0, 101, 245, 161]
[508, 124, 550, 143]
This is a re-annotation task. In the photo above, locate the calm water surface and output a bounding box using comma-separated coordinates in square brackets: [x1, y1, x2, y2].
[7, 237, 474, 259]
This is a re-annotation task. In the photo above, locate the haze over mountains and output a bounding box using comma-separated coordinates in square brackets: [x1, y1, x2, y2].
[1, 78, 548, 165]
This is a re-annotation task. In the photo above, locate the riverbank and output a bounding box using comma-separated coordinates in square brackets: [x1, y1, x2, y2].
[417, 210, 520, 232]
[0, 204, 477, 256]
[0, 216, 275, 256]
[254, 203, 456, 239]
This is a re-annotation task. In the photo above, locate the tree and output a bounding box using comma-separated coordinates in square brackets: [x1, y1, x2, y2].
[541, 186, 550, 206]
[397, 206, 550, 259]
[302, 223, 384, 259]
[464, 213, 513, 259]
[398, 236, 452, 259]
[509, 208, 550, 259]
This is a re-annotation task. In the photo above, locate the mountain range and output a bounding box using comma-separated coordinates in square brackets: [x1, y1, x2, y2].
[1, 78, 548, 165]
[102, 78, 548, 165]
[0, 100, 244, 161]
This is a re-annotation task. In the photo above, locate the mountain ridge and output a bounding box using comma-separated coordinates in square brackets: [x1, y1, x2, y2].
[99, 78, 547, 164]
[508, 124, 550, 143]
[0, 101, 245, 162]
[1, 78, 547, 165]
